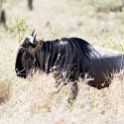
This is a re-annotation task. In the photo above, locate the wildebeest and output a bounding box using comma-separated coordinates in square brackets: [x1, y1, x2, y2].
[15, 30, 124, 100]
[27, 0, 33, 10]
[0, 10, 6, 25]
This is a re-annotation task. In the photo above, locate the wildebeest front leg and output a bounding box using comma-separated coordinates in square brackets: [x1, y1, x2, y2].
[54, 80, 67, 93]
[69, 82, 78, 100]
[55, 81, 78, 100]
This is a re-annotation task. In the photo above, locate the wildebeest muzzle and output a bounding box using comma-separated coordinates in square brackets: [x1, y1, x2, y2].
[16, 68, 26, 78]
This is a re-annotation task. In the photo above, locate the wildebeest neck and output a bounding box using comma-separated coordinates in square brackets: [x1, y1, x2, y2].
[35, 41, 58, 73]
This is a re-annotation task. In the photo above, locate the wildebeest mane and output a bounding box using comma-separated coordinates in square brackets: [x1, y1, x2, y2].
[34, 37, 100, 82]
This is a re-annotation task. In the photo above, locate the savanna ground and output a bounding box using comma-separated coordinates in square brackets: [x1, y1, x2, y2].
[0, 0, 124, 124]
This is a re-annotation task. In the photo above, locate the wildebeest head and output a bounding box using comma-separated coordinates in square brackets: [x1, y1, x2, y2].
[15, 30, 43, 78]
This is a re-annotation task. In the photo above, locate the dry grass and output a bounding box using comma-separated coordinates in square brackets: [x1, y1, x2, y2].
[0, 0, 124, 124]
[0, 72, 124, 124]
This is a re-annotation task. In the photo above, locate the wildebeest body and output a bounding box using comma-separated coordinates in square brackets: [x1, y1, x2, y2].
[15, 33, 124, 99]
[85, 47, 124, 87]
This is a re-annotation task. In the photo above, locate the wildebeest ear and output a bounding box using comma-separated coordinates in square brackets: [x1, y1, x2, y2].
[33, 33, 37, 44]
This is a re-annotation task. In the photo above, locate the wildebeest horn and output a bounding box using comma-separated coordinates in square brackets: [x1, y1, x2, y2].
[31, 29, 35, 36]
[33, 33, 37, 45]
[34, 33, 37, 40]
